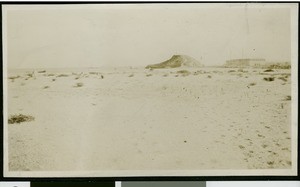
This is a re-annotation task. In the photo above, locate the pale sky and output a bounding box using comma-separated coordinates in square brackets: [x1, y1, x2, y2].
[4, 4, 294, 68]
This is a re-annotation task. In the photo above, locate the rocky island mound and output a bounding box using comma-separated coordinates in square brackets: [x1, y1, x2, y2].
[146, 55, 203, 69]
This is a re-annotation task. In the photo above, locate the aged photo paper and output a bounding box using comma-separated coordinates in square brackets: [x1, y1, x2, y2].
[2, 3, 298, 177]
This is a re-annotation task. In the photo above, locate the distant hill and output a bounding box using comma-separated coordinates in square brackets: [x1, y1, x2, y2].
[224, 58, 291, 69]
[146, 55, 203, 69]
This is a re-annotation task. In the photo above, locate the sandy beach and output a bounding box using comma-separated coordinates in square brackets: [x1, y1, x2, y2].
[6, 67, 292, 171]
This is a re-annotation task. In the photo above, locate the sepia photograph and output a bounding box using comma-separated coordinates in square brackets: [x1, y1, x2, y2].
[2, 3, 298, 177]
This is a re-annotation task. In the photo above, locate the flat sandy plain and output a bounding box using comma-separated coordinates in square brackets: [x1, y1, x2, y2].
[5, 67, 293, 174]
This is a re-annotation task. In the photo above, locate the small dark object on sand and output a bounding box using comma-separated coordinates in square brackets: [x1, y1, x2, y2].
[248, 82, 256, 86]
[74, 82, 84, 87]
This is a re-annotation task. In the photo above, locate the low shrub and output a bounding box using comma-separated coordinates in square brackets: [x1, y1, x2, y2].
[263, 77, 275, 81]
[278, 77, 288, 82]
[8, 114, 35, 124]
[285, 95, 291, 101]
[8, 75, 21, 80]
[264, 69, 274, 72]
[57, 74, 69, 77]
[89, 72, 99, 75]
